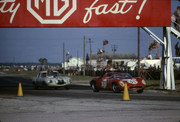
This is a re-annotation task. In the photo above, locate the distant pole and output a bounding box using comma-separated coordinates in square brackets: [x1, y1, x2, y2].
[138, 27, 140, 77]
[83, 36, 86, 76]
[103, 43, 105, 61]
[111, 45, 118, 56]
[13, 56, 15, 64]
[89, 38, 92, 66]
[63, 42, 65, 74]
[77, 50, 79, 67]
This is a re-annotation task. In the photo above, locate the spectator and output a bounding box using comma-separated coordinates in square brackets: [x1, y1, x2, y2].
[147, 53, 152, 60]
[175, 42, 180, 57]
[172, 6, 180, 31]
[155, 53, 160, 59]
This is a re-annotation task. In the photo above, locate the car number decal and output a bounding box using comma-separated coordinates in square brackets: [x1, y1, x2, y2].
[101, 79, 107, 88]
[127, 79, 138, 84]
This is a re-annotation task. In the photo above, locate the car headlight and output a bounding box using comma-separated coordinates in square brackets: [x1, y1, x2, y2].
[69, 79, 72, 83]
[55, 80, 59, 84]
[119, 81, 124, 87]
[47, 80, 53, 83]
[142, 80, 146, 85]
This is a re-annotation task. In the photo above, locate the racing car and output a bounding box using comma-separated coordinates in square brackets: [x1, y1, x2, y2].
[90, 72, 146, 93]
[32, 70, 71, 89]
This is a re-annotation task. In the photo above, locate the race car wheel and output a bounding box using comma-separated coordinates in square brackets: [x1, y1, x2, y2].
[137, 89, 144, 93]
[34, 84, 39, 90]
[91, 81, 99, 92]
[65, 86, 70, 90]
[112, 83, 119, 93]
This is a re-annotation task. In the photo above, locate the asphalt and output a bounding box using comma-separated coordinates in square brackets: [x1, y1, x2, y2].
[0, 72, 180, 122]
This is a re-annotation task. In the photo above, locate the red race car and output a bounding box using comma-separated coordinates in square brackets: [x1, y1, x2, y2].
[90, 72, 146, 93]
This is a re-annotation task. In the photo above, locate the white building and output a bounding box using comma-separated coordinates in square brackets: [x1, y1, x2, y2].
[62, 57, 83, 69]
[90, 52, 137, 67]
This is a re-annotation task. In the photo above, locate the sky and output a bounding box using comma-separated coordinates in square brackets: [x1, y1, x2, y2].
[0, 0, 179, 63]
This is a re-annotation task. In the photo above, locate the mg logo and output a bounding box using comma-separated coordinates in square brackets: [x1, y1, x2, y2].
[27, 0, 77, 24]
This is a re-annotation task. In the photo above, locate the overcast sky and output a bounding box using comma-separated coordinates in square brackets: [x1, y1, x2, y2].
[0, 0, 179, 63]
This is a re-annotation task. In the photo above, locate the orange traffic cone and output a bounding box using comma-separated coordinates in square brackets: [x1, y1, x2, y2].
[17, 82, 23, 97]
[123, 83, 130, 101]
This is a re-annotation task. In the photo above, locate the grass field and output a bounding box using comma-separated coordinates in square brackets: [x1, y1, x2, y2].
[1, 70, 93, 81]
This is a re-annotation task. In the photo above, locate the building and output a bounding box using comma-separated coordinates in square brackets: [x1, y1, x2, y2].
[89, 52, 137, 67]
[62, 57, 84, 69]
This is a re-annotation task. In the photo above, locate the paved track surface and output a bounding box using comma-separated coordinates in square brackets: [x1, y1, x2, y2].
[0, 74, 180, 122]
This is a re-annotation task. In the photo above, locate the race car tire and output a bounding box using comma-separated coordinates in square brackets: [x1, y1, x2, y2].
[91, 81, 99, 92]
[54, 87, 59, 90]
[65, 86, 70, 90]
[112, 83, 120, 93]
[34, 84, 39, 90]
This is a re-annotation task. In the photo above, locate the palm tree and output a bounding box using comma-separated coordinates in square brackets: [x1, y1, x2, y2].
[39, 58, 48, 65]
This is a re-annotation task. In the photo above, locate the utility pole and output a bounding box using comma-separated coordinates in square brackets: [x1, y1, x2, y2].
[13, 56, 15, 64]
[63, 42, 65, 74]
[103, 44, 105, 61]
[86, 38, 95, 67]
[88, 38, 92, 66]
[83, 36, 86, 76]
[137, 27, 140, 77]
[77, 50, 79, 68]
[111, 44, 118, 55]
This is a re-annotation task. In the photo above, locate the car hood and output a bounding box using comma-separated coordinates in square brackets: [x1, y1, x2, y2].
[46, 76, 71, 80]
[121, 78, 140, 85]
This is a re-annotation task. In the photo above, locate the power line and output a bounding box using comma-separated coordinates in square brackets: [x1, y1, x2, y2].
[86, 38, 95, 66]
[111, 44, 118, 54]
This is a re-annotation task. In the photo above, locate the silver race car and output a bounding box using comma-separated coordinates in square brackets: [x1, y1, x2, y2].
[32, 70, 71, 89]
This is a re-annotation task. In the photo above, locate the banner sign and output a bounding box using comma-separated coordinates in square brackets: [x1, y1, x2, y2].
[0, 0, 171, 27]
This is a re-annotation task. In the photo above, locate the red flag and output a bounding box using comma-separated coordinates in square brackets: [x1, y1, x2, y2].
[103, 40, 109, 45]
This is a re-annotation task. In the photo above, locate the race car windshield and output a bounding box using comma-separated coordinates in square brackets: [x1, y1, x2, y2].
[47, 71, 60, 77]
[114, 73, 132, 79]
